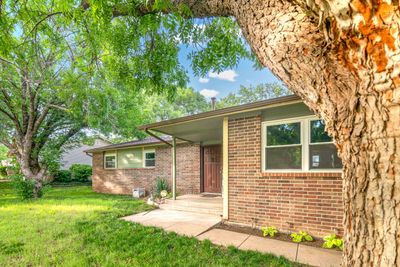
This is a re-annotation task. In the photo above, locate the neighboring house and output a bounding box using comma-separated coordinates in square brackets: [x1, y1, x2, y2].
[61, 138, 111, 170]
[85, 95, 343, 237]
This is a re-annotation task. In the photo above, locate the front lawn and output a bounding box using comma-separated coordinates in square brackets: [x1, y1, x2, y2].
[0, 182, 297, 266]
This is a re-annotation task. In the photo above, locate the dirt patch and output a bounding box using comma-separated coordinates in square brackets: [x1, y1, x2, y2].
[213, 222, 340, 251]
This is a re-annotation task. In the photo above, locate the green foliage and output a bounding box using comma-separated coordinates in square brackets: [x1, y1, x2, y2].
[10, 174, 40, 199]
[0, 166, 7, 178]
[0, 145, 8, 161]
[53, 170, 72, 183]
[0, 182, 296, 266]
[323, 234, 344, 250]
[290, 231, 313, 243]
[154, 177, 169, 198]
[143, 87, 210, 122]
[261, 226, 278, 237]
[217, 83, 291, 108]
[69, 164, 92, 182]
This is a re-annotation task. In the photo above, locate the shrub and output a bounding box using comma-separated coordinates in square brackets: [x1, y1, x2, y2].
[323, 234, 343, 250]
[0, 166, 7, 178]
[11, 174, 40, 199]
[69, 164, 92, 182]
[290, 231, 313, 243]
[53, 170, 72, 183]
[261, 226, 278, 237]
[154, 177, 169, 198]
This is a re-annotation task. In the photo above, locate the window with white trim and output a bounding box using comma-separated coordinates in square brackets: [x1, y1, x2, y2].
[309, 120, 342, 169]
[143, 149, 155, 167]
[262, 117, 342, 172]
[104, 153, 117, 169]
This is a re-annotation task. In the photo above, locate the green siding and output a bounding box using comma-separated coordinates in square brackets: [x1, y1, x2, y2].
[262, 103, 314, 121]
[117, 148, 142, 168]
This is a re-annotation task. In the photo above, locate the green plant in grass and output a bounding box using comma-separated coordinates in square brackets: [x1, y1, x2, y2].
[261, 226, 278, 237]
[10, 174, 39, 199]
[323, 234, 343, 250]
[290, 231, 313, 243]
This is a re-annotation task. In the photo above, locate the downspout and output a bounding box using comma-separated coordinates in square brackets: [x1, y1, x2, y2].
[172, 137, 177, 200]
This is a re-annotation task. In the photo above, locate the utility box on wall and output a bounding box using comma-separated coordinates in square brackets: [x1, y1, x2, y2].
[132, 188, 145, 198]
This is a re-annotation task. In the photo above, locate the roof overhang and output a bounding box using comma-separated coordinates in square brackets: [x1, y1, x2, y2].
[139, 95, 302, 143]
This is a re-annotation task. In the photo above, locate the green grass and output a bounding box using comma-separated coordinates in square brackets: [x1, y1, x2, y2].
[0, 182, 298, 267]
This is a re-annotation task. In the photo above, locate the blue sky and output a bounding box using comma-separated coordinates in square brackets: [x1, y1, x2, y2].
[178, 45, 282, 99]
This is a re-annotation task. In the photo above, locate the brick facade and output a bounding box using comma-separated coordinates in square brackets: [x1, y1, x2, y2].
[228, 115, 343, 237]
[92, 144, 201, 195]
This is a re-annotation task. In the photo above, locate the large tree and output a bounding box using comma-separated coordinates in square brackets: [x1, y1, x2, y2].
[1, 0, 399, 265]
[79, 1, 398, 266]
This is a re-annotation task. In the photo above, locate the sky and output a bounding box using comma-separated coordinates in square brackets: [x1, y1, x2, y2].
[178, 45, 282, 99]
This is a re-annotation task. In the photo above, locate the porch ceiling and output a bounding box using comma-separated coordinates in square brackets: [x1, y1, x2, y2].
[150, 116, 224, 143]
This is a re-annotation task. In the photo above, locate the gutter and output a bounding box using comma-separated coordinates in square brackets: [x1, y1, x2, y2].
[145, 129, 173, 147]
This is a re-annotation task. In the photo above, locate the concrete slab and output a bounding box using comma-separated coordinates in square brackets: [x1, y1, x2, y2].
[122, 209, 220, 236]
[198, 229, 250, 247]
[297, 244, 342, 267]
[165, 222, 214, 237]
[239, 235, 298, 261]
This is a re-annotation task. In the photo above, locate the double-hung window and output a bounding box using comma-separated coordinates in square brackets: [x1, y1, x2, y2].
[309, 120, 342, 170]
[143, 149, 156, 168]
[104, 152, 117, 169]
[263, 117, 342, 172]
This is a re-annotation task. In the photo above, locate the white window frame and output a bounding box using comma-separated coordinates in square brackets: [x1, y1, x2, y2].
[143, 149, 156, 168]
[104, 151, 117, 169]
[261, 115, 342, 173]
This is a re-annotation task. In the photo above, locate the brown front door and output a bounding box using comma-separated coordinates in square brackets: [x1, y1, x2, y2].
[203, 145, 222, 193]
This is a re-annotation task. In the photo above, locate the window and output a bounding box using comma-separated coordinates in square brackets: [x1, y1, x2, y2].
[309, 120, 342, 169]
[262, 117, 342, 172]
[118, 148, 142, 168]
[265, 122, 302, 169]
[104, 153, 116, 169]
[144, 150, 155, 167]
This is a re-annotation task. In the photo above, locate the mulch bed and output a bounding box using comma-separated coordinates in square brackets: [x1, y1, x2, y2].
[213, 222, 340, 250]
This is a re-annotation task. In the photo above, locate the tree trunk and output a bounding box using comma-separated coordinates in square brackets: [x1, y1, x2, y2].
[192, 1, 400, 265]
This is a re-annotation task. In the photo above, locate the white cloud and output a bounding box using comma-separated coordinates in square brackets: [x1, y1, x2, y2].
[208, 70, 238, 82]
[199, 77, 210, 84]
[200, 89, 219, 98]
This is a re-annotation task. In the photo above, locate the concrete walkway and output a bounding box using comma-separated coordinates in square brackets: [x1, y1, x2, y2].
[123, 209, 342, 267]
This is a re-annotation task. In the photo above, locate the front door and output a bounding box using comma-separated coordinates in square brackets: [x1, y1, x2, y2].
[203, 145, 222, 193]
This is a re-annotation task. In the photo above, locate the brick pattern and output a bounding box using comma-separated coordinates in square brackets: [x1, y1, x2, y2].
[92, 144, 200, 195]
[228, 115, 343, 237]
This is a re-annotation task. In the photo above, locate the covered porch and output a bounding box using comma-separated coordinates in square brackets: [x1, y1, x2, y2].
[140, 113, 229, 219]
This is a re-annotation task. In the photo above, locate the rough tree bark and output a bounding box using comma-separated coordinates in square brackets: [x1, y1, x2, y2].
[107, 0, 399, 265]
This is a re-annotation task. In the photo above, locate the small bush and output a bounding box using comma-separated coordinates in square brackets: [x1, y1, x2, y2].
[154, 177, 169, 198]
[11, 174, 41, 199]
[261, 226, 278, 237]
[290, 231, 313, 243]
[323, 234, 343, 250]
[70, 164, 92, 182]
[53, 170, 72, 183]
[0, 166, 7, 178]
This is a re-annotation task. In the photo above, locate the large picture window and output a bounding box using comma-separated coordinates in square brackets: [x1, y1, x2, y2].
[103, 148, 156, 169]
[263, 117, 342, 172]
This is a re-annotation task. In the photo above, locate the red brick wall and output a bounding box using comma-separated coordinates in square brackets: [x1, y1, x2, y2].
[92, 144, 200, 195]
[228, 115, 343, 237]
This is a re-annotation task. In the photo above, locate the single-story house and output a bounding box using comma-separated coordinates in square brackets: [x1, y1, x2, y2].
[85, 95, 343, 237]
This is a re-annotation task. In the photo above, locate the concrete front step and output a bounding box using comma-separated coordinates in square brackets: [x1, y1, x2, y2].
[159, 195, 223, 216]
[159, 203, 223, 216]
